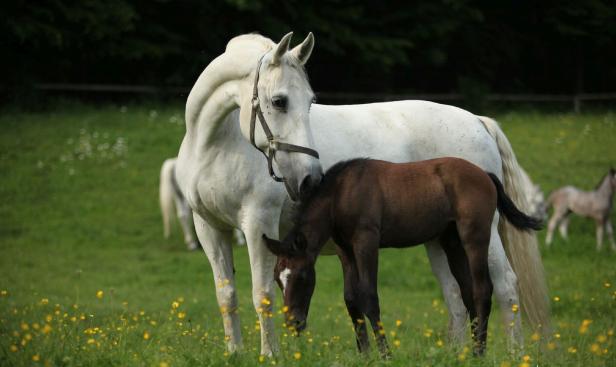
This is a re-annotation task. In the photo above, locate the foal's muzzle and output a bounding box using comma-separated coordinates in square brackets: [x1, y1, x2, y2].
[288, 318, 307, 333]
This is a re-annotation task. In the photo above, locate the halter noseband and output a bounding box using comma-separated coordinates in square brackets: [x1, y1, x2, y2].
[249, 55, 320, 183]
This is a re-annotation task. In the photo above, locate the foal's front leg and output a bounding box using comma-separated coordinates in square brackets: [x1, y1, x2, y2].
[353, 232, 391, 358]
[336, 248, 370, 353]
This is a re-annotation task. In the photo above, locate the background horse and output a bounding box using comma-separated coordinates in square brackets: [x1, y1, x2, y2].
[264, 157, 542, 356]
[545, 168, 616, 250]
[175, 32, 549, 355]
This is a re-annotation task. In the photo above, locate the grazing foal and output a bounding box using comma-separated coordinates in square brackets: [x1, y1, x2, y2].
[545, 168, 616, 250]
[264, 158, 542, 357]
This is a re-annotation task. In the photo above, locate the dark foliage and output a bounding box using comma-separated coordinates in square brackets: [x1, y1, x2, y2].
[2, 0, 615, 94]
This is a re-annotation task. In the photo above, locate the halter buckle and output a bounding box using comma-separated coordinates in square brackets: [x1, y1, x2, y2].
[268, 140, 279, 151]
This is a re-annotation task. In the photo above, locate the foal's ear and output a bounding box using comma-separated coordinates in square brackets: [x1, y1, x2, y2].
[262, 234, 283, 255]
[293, 232, 308, 253]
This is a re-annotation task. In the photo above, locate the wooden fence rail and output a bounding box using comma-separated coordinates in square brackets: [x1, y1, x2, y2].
[18, 84, 616, 112]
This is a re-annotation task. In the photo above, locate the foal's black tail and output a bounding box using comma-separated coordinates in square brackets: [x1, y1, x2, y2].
[487, 172, 544, 231]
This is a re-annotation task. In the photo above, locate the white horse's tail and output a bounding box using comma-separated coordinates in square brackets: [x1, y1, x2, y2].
[478, 116, 551, 332]
[160, 158, 177, 238]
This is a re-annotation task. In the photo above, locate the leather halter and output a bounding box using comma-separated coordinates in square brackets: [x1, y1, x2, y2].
[249, 55, 320, 183]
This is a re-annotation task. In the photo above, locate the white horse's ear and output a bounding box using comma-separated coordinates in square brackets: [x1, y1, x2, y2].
[271, 32, 294, 65]
[290, 32, 315, 65]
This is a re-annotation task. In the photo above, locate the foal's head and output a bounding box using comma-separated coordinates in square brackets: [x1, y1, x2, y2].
[263, 230, 316, 332]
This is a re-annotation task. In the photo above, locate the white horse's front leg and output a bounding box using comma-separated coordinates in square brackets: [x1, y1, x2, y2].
[488, 215, 523, 353]
[425, 241, 468, 346]
[243, 213, 280, 356]
[193, 214, 243, 352]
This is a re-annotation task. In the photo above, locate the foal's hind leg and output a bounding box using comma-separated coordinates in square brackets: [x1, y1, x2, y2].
[336, 248, 370, 353]
[425, 241, 468, 346]
[456, 221, 493, 356]
[439, 229, 477, 344]
[546, 205, 568, 246]
[558, 215, 570, 241]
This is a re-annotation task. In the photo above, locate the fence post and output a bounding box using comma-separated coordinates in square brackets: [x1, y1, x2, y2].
[573, 95, 581, 114]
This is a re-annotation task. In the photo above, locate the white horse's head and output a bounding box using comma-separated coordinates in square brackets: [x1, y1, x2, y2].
[241, 32, 323, 201]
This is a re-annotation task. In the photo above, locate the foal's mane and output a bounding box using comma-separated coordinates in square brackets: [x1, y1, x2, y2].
[293, 158, 370, 224]
[594, 169, 614, 190]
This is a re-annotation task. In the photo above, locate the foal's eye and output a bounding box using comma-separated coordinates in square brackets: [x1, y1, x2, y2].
[271, 96, 288, 111]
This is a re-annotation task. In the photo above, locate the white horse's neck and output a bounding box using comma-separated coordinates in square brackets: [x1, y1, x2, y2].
[184, 37, 272, 153]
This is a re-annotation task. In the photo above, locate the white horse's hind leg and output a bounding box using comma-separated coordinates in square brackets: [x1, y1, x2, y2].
[487, 215, 523, 353]
[425, 241, 468, 346]
[193, 214, 243, 352]
[243, 214, 280, 356]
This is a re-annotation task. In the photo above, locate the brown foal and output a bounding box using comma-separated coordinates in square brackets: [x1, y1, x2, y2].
[264, 157, 542, 357]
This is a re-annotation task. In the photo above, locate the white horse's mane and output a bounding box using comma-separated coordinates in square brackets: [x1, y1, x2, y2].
[226, 33, 274, 53]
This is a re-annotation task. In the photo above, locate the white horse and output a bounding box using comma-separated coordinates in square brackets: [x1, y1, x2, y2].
[175, 32, 549, 356]
[160, 157, 245, 250]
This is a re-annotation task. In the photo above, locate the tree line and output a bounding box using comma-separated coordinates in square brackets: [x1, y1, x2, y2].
[2, 0, 615, 97]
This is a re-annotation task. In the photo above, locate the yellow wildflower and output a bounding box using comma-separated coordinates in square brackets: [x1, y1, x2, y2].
[96, 290, 104, 299]
[531, 333, 540, 341]
[87, 339, 96, 345]
[20, 323, 29, 331]
[522, 355, 531, 362]
[40, 298, 49, 305]
[553, 296, 560, 302]
[395, 319, 402, 327]
[143, 331, 150, 340]
[436, 339, 443, 347]
[393, 339, 401, 347]
[10, 345, 18, 352]
[0, 290, 7, 296]
[159, 363, 169, 367]
[567, 346, 577, 353]
[547, 342, 556, 350]
[171, 301, 180, 309]
[32, 354, 40, 362]
[42, 324, 52, 334]
[597, 334, 607, 343]
[511, 304, 519, 313]
[293, 352, 301, 360]
[259, 355, 266, 363]
[590, 344, 600, 354]
[519, 363, 530, 367]
[579, 319, 592, 334]
[261, 298, 271, 306]
[177, 312, 186, 319]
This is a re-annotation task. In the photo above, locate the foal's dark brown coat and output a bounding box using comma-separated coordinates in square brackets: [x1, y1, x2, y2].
[264, 157, 541, 357]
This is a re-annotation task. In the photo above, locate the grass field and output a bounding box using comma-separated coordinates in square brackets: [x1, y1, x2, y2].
[0, 105, 615, 366]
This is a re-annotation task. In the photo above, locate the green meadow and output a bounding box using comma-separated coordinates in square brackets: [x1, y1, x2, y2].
[0, 105, 614, 366]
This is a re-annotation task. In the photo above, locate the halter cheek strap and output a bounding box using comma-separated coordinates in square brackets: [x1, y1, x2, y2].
[249, 55, 320, 183]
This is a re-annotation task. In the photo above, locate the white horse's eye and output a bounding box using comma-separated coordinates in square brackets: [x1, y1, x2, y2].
[272, 96, 288, 111]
